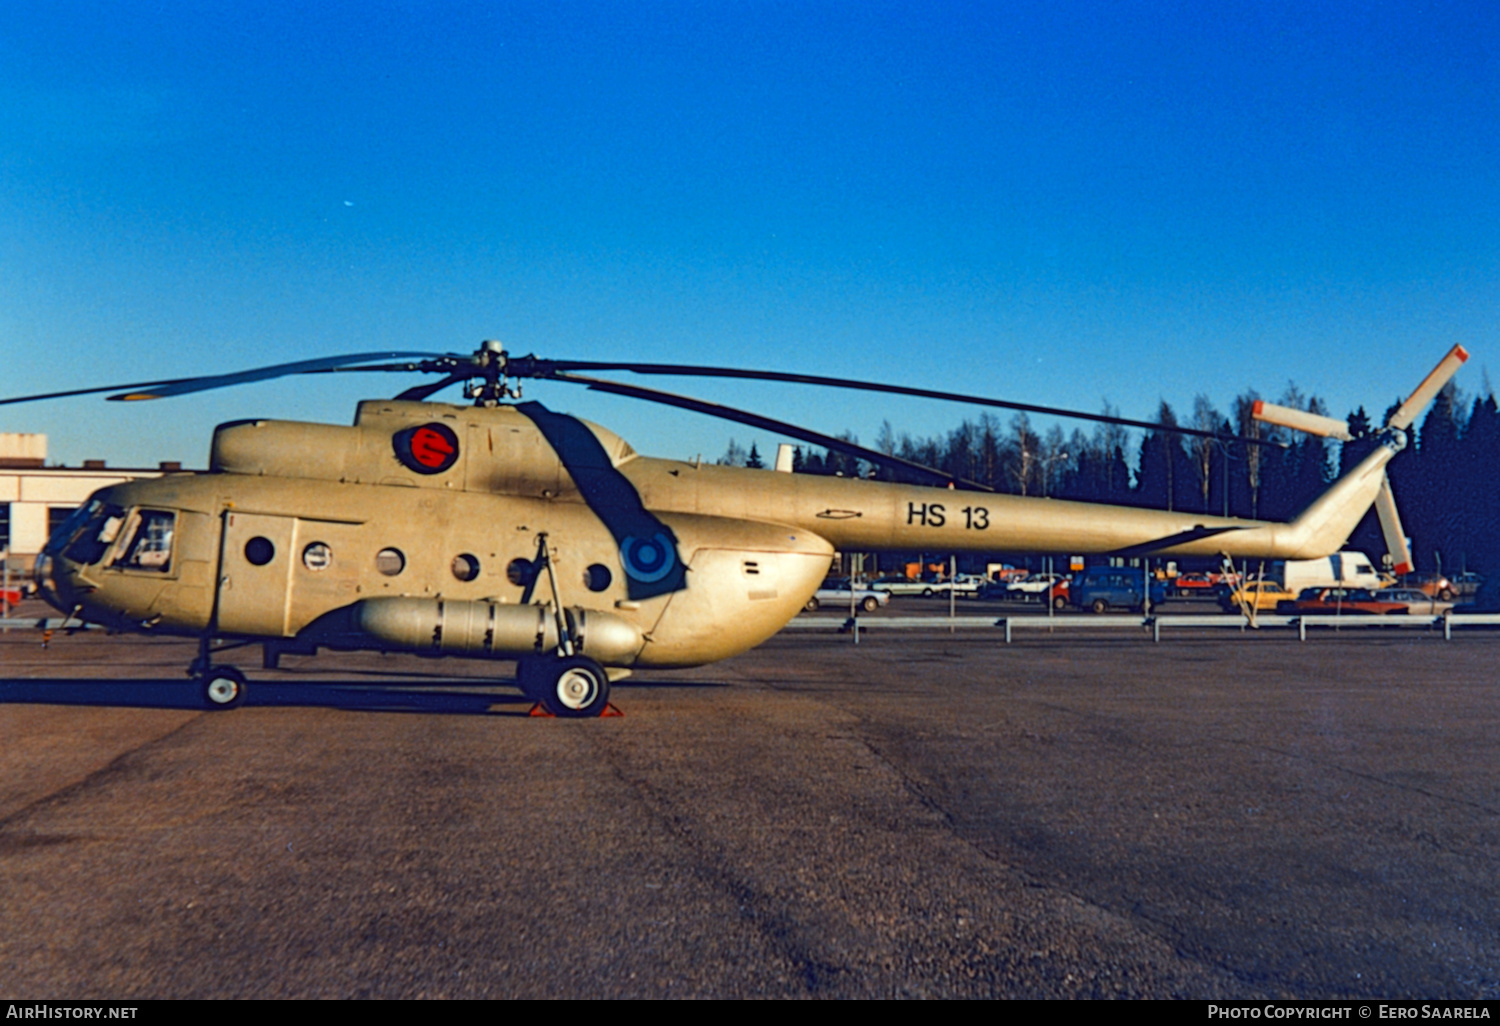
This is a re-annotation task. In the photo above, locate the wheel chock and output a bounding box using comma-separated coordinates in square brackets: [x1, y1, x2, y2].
[527, 702, 625, 718]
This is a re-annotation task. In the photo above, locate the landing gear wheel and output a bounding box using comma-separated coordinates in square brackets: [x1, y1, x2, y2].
[518, 655, 612, 718]
[201, 667, 247, 710]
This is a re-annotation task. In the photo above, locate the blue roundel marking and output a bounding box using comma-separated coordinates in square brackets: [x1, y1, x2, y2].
[620, 533, 676, 583]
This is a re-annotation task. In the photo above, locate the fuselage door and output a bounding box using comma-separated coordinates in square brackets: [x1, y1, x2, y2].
[216, 511, 297, 637]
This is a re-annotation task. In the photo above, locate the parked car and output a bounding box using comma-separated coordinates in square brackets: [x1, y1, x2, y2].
[1452, 572, 1485, 597]
[1071, 567, 1168, 614]
[867, 575, 981, 597]
[1403, 573, 1457, 601]
[1003, 572, 1067, 603]
[1377, 588, 1455, 616]
[804, 579, 891, 613]
[920, 574, 985, 598]
[1047, 577, 1070, 610]
[867, 575, 931, 596]
[977, 580, 1013, 600]
[1275, 588, 1408, 616]
[1169, 572, 1221, 597]
[1219, 579, 1298, 613]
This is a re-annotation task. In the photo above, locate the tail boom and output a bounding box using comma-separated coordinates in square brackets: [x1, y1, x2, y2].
[630, 440, 1396, 562]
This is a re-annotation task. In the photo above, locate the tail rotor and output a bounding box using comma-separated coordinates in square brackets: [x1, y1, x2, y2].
[1250, 345, 1468, 576]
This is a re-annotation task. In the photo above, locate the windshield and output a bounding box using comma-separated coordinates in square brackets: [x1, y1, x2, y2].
[48, 500, 126, 564]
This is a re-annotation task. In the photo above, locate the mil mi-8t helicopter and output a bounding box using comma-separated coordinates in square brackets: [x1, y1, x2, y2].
[5, 341, 1467, 716]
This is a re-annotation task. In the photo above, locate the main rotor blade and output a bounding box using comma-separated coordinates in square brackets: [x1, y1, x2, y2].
[550, 372, 994, 491]
[394, 372, 467, 402]
[0, 352, 449, 407]
[506, 356, 1286, 449]
[0, 377, 198, 407]
[1388, 345, 1469, 430]
[105, 352, 446, 401]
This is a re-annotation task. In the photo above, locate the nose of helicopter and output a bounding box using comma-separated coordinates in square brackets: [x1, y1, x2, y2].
[31, 499, 108, 616]
[33, 542, 81, 616]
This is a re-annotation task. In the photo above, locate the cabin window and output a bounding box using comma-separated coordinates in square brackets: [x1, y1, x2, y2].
[115, 510, 177, 572]
[583, 564, 612, 592]
[302, 542, 332, 571]
[244, 536, 275, 567]
[451, 553, 480, 582]
[376, 547, 406, 576]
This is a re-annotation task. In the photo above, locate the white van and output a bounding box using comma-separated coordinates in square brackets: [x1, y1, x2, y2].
[1271, 551, 1384, 594]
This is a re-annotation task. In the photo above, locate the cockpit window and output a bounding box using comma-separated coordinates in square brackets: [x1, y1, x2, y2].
[57, 501, 127, 564]
[112, 510, 177, 572]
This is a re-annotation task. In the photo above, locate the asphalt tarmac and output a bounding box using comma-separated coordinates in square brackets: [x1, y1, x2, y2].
[1, 609, 1497, 999]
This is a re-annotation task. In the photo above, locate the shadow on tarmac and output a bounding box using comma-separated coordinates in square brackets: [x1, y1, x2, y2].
[0, 676, 729, 715]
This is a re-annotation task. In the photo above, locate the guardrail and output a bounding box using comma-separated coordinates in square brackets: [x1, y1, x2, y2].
[6, 611, 1499, 643]
[787, 611, 1500, 643]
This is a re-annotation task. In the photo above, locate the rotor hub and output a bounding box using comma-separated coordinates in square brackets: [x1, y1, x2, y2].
[1380, 426, 1409, 454]
[464, 342, 521, 405]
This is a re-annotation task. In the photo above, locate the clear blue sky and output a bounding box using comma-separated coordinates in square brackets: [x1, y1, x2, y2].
[3, 0, 1496, 467]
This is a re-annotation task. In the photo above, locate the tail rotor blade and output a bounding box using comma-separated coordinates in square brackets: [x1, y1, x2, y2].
[1251, 400, 1352, 440]
[1388, 345, 1469, 430]
[1374, 474, 1413, 575]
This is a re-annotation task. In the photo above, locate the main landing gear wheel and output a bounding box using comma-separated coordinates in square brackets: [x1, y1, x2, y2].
[518, 655, 612, 718]
[200, 666, 247, 710]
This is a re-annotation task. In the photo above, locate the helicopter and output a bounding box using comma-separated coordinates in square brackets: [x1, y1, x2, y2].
[5, 341, 1467, 717]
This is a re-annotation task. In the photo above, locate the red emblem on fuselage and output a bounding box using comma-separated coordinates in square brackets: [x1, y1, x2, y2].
[393, 423, 460, 475]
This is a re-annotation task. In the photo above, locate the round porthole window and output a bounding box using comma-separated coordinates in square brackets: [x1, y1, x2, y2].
[583, 564, 612, 592]
[375, 548, 406, 576]
[244, 536, 275, 566]
[451, 553, 480, 582]
[506, 558, 536, 587]
[302, 542, 332, 571]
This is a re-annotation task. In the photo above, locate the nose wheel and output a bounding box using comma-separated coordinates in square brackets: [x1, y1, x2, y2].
[199, 666, 247, 710]
[517, 655, 613, 718]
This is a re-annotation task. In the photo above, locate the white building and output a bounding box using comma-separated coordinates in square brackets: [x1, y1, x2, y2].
[0, 433, 185, 575]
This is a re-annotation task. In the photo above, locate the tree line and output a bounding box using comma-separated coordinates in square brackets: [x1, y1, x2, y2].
[719, 382, 1500, 576]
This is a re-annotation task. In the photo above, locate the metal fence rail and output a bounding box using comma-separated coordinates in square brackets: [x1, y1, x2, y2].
[6, 612, 1499, 642]
[788, 611, 1500, 642]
